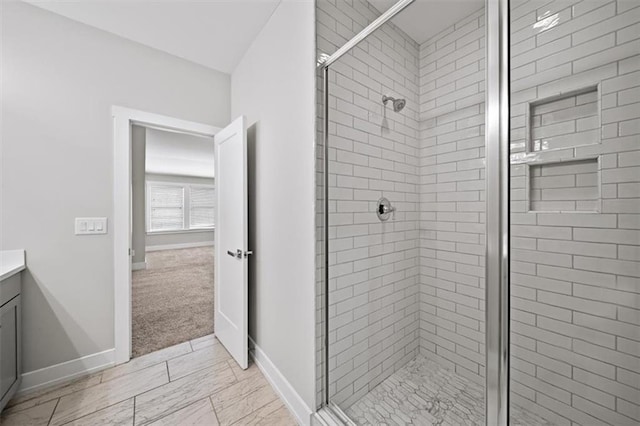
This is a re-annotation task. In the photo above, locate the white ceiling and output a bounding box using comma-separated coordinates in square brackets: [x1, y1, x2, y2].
[368, 0, 484, 44]
[146, 128, 215, 178]
[23, 0, 281, 74]
[25, 0, 483, 73]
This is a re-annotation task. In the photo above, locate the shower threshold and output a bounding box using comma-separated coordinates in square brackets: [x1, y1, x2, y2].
[344, 355, 552, 426]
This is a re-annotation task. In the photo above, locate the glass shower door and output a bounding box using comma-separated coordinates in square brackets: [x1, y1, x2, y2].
[318, 0, 489, 423]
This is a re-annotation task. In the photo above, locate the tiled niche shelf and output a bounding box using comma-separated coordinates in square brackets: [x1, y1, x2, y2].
[528, 158, 601, 213]
[527, 85, 601, 153]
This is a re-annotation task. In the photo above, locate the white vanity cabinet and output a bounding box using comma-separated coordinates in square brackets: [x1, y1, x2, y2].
[0, 251, 24, 413]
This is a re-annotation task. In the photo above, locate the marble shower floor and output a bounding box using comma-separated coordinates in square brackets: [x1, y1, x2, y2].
[345, 355, 551, 426]
[1, 334, 296, 426]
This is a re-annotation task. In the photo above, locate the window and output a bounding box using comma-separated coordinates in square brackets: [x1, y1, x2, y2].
[147, 184, 184, 232]
[146, 182, 215, 233]
[190, 186, 215, 228]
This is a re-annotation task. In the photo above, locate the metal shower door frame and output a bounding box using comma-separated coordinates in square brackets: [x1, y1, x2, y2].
[319, 1, 511, 425]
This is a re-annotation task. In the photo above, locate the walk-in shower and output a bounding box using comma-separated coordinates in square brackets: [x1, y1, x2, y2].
[316, 0, 640, 425]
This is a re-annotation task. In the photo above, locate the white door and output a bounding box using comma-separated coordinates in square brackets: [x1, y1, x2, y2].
[214, 115, 249, 369]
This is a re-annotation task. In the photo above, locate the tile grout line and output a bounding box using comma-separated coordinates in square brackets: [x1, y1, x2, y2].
[11, 337, 217, 416]
[207, 396, 220, 425]
[56, 398, 134, 426]
[137, 362, 291, 426]
[228, 396, 284, 426]
[9, 339, 211, 414]
[46, 365, 169, 426]
[46, 398, 60, 426]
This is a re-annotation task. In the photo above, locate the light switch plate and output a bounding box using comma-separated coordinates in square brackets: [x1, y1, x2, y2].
[75, 217, 108, 235]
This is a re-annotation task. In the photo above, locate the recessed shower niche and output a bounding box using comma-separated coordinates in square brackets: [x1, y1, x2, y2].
[523, 85, 603, 212]
[527, 85, 601, 152]
[529, 158, 600, 212]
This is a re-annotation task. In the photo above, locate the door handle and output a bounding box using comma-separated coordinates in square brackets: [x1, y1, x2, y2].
[227, 249, 244, 259]
[227, 249, 253, 259]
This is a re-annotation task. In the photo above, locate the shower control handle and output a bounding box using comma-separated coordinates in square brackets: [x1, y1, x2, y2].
[378, 204, 395, 215]
[376, 197, 395, 221]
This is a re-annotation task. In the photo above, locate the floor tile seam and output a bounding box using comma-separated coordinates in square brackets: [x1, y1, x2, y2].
[13, 342, 199, 414]
[46, 398, 61, 426]
[55, 398, 135, 426]
[228, 398, 284, 426]
[8, 373, 105, 412]
[135, 383, 234, 426]
[190, 339, 217, 352]
[101, 349, 194, 385]
[135, 359, 235, 402]
[18, 358, 173, 414]
[49, 393, 135, 426]
[51, 367, 172, 426]
[207, 395, 221, 425]
[209, 375, 282, 424]
[132, 365, 241, 424]
[221, 381, 279, 409]
[138, 397, 213, 426]
[167, 355, 231, 382]
[226, 360, 239, 381]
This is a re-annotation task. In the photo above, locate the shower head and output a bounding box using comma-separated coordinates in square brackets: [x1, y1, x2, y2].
[382, 95, 406, 112]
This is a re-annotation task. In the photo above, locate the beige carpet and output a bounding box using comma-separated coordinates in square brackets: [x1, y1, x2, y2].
[132, 247, 214, 358]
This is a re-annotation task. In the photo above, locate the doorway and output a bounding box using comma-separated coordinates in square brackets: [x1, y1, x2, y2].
[114, 108, 250, 373]
[130, 124, 216, 357]
[112, 107, 220, 364]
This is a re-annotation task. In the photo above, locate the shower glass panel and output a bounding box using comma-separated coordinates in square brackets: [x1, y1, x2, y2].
[318, 1, 492, 423]
[509, 1, 640, 425]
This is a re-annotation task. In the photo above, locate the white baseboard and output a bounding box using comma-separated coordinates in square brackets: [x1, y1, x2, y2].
[131, 261, 147, 271]
[19, 349, 115, 396]
[249, 337, 313, 426]
[145, 241, 214, 252]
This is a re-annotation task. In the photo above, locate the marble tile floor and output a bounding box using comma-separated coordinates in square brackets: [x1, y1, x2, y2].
[1, 334, 297, 426]
[345, 355, 552, 426]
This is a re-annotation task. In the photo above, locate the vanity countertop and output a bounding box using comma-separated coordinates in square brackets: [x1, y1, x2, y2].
[0, 250, 26, 281]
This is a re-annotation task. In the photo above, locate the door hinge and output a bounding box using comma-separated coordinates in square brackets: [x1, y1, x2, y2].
[129, 248, 135, 256]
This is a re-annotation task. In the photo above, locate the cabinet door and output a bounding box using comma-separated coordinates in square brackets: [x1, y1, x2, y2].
[0, 296, 20, 401]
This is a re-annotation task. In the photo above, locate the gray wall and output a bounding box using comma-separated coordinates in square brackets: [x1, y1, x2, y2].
[146, 231, 214, 249]
[231, 0, 317, 413]
[144, 174, 215, 250]
[132, 125, 146, 264]
[0, 1, 230, 373]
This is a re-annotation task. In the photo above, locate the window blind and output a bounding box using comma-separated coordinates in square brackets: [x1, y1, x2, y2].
[190, 186, 215, 228]
[148, 184, 184, 231]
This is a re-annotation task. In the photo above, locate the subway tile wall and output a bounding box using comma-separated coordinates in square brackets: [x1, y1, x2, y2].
[417, 6, 488, 389]
[316, 0, 422, 408]
[316, 1, 640, 424]
[509, 0, 640, 424]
